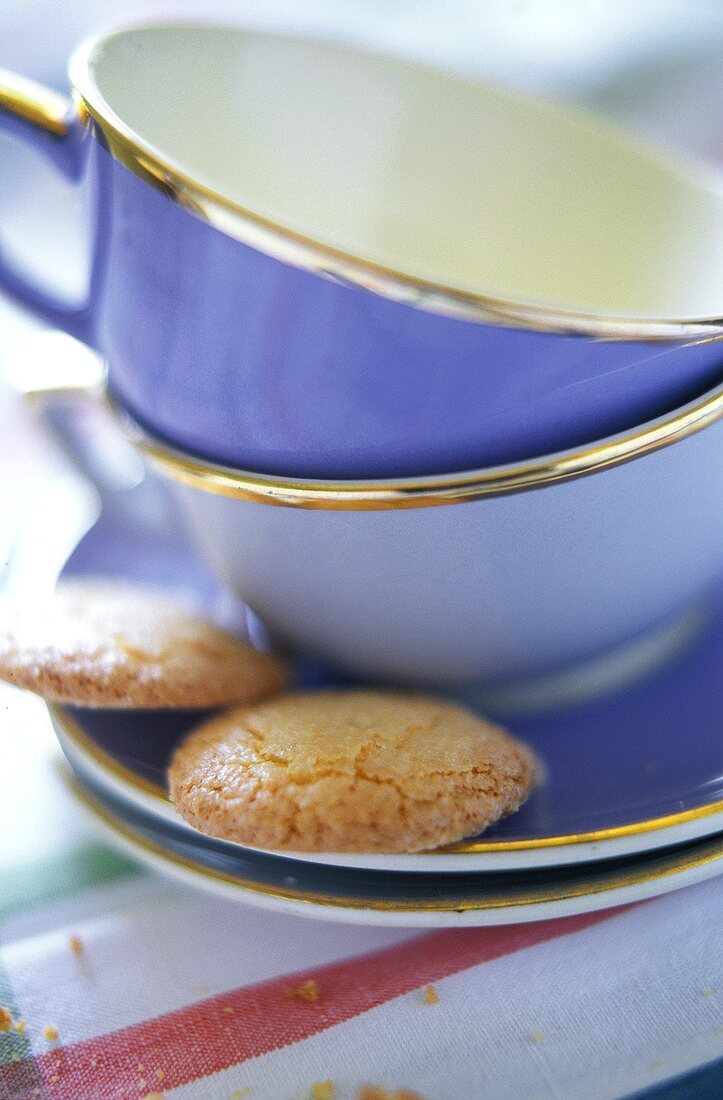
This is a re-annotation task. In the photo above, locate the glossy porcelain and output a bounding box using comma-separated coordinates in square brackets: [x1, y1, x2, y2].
[163, 383, 723, 688]
[1, 24, 723, 477]
[64, 767, 723, 927]
[52, 490, 723, 873]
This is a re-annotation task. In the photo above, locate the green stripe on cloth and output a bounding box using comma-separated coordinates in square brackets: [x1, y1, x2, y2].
[0, 959, 46, 1100]
[0, 958, 32, 1070]
[0, 844, 139, 921]
[0, 843, 139, 1091]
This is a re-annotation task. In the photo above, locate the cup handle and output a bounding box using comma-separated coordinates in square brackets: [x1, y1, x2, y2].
[0, 69, 93, 344]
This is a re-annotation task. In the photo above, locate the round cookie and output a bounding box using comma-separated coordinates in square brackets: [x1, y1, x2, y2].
[0, 579, 288, 708]
[168, 690, 538, 853]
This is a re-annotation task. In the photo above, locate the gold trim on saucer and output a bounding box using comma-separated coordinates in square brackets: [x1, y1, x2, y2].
[64, 767, 723, 912]
[52, 707, 167, 800]
[110, 382, 723, 510]
[63, 765, 721, 910]
[67, 29, 723, 340]
[51, 705, 723, 857]
[0, 68, 70, 137]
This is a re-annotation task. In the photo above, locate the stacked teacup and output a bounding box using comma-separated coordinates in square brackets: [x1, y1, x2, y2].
[1, 23, 721, 709]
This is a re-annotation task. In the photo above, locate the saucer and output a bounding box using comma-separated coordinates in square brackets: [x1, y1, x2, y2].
[52, 482, 723, 873]
[60, 760, 723, 928]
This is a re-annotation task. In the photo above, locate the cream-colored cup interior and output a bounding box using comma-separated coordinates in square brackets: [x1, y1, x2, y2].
[80, 24, 723, 319]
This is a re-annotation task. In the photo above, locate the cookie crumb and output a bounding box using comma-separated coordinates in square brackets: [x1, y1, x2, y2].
[50, 1075, 59, 1084]
[229, 1090, 251, 1099]
[10, 1053, 21, 1063]
[43, 1024, 59, 1042]
[394, 1092, 424, 1100]
[137, 1064, 145, 1073]
[423, 985, 439, 1005]
[13, 1019, 26, 1034]
[530, 1029, 544, 1045]
[311, 1083, 334, 1099]
[700, 988, 716, 997]
[286, 978, 319, 1003]
[0, 1006, 13, 1031]
[70, 935, 83, 955]
[156, 1069, 166, 1081]
[143, 1094, 166, 1100]
[222, 1005, 236, 1014]
[194, 985, 209, 995]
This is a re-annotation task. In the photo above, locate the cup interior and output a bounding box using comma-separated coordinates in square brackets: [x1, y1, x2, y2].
[80, 24, 723, 320]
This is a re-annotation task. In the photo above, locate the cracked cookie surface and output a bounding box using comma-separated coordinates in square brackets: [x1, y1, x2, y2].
[168, 690, 539, 853]
[0, 579, 288, 708]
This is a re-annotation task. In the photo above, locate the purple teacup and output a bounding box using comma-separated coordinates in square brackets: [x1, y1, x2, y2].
[0, 22, 722, 478]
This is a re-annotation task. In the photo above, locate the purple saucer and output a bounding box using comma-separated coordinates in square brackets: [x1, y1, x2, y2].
[57, 476, 723, 854]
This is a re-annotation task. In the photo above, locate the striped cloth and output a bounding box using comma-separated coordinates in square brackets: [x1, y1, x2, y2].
[0, 684, 721, 1100]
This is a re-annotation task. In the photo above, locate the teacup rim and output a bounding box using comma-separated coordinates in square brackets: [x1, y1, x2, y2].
[108, 377, 723, 510]
[69, 18, 723, 340]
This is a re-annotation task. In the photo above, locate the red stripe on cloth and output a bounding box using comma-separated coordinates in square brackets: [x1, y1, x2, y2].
[1, 905, 628, 1099]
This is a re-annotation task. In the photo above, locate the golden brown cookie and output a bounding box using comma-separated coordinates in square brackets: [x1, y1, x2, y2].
[168, 690, 538, 853]
[0, 579, 288, 708]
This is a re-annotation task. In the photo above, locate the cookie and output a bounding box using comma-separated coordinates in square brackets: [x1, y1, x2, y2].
[0, 579, 288, 708]
[168, 690, 538, 853]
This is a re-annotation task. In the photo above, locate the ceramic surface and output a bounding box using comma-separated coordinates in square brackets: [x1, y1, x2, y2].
[1, 24, 723, 478]
[62, 764, 723, 927]
[54, 500, 723, 873]
[170, 389, 723, 685]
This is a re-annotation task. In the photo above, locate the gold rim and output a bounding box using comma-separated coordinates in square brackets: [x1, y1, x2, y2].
[110, 382, 723, 509]
[67, 26, 723, 340]
[52, 706, 723, 856]
[66, 770, 723, 912]
[53, 708, 168, 800]
[0, 68, 70, 137]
